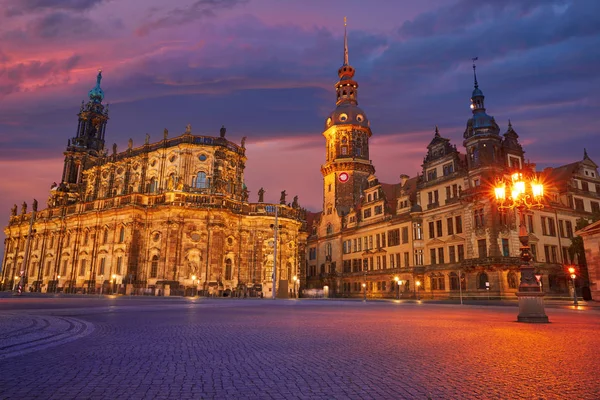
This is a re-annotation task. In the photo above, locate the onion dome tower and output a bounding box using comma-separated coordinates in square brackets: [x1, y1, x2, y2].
[321, 18, 375, 217]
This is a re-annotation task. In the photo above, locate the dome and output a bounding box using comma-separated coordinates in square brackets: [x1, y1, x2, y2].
[325, 103, 369, 130]
[472, 87, 484, 98]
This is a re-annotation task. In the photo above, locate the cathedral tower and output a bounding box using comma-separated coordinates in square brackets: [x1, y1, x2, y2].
[55, 71, 109, 204]
[320, 18, 375, 217]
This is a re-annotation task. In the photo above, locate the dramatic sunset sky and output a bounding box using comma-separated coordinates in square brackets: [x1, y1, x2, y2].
[1, 0, 599, 255]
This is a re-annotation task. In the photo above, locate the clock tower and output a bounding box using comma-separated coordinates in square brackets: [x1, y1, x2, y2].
[320, 18, 375, 220]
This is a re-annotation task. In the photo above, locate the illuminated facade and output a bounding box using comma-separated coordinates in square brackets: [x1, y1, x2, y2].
[305, 27, 598, 300]
[2, 72, 307, 296]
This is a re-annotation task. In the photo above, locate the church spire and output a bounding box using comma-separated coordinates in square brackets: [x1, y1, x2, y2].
[470, 57, 485, 113]
[335, 18, 358, 106]
[343, 16, 349, 66]
[472, 57, 479, 88]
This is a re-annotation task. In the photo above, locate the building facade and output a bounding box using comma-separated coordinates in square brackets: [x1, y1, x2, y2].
[305, 27, 598, 300]
[2, 72, 308, 297]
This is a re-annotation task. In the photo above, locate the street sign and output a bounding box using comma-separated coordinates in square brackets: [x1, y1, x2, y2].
[535, 274, 542, 282]
[338, 172, 349, 183]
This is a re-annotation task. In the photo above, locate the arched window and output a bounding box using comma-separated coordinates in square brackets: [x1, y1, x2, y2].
[83, 231, 89, 246]
[225, 259, 232, 280]
[195, 172, 208, 189]
[119, 227, 125, 243]
[507, 271, 518, 289]
[150, 255, 159, 278]
[478, 272, 489, 289]
[148, 177, 157, 193]
[326, 224, 333, 235]
[450, 272, 459, 291]
[103, 229, 109, 244]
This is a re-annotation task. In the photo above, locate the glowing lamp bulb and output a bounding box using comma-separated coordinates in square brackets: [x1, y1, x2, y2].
[570, 274, 576, 280]
[568, 267, 575, 274]
[494, 185, 506, 201]
[515, 180, 526, 196]
[532, 182, 544, 199]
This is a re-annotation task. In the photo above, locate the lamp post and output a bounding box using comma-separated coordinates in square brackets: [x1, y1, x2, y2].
[192, 275, 197, 297]
[494, 171, 549, 323]
[13, 276, 19, 292]
[394, 276, 399, 299]
[56, 275, 61, 294]
[416, 280, 421, 300]
[362, 282, 366, 302]
[111, 274, 116, 295]
[568, 267, 578, 306]
[292, 275, 297, 298]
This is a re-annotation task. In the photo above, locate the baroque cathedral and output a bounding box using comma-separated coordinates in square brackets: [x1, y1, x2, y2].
[2, 71, 307, 297]
[2, 23, 598, 300]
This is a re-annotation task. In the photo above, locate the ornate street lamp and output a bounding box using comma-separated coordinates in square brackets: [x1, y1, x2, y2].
[192, 275, 197, 297]
[394, 276, 399, 299]
[416, 280, 421, 300]
[292, 275, 298, 298]
[568, 266, 578, 306]
[494, 171, 548, 323]
[362, 282, 366, 302]
[111, 274, 117, 295]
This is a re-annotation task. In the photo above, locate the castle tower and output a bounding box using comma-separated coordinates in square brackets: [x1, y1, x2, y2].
[463, 59, 502, 174]
[320, 18, 375, 217]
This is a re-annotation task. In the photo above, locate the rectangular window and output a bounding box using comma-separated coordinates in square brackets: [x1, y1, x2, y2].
[363, 208, 372, 219]
[548, 218, 556, 236]
[428, 222, 435, 239]
[457, 245, 464, 261]
[414, 250, 423, 266]
[452, 184, 458, 198]
[369, 236, 373, 250]
[436, 220, 443, 237]
[381, 233, 386, 248]
[363, 259, 369, 271]
[430, 248, 437, 265]
[376, 235, 381, 249]
[382, 256, 387, 269]
[574, 198, 584, 211]
[559, 220, 565, 238]
[455, 216, 463, 234]
[446, 186, 451, 200]
[478, 239, 487, 258]
[99, 258, 106, 275]
[527, 215, 534, 234]
[565, 221, 573, 238]
[376, 256, 381, 270]
[396, 253, 401, 268]
[357, 238, 362, 252]
[79, 259, 87, 276]
[474, 208, 485, 228]
[592, 202, 600, 214]
[387, 229, 400, 246]
[62, 260, 67, 276]
[447, 218, 454, 235]
[541, 217, 548, 236]
[438, 248, 445, 264]
[544, 245, 550, 262]
[502, 239, 509, 257]
[390, 254, 395, 268]
[374, 205, 383, 215]
[402, 227, 409, 243]
[530, 244, 537, 261]
[449, 246, 456, 263]
[413, 223, 423, 240]
[309, 248, 317, 260]
[434, 190, 439, 204]
[353, 239, 357, 252]
[117, 257, 123, 275]
[562, 246, 570, 264]
[551, 246, 557, 263]
[364, 237, 368, 250]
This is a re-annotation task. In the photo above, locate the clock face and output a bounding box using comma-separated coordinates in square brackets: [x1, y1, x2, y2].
[338, 172, 349, 183]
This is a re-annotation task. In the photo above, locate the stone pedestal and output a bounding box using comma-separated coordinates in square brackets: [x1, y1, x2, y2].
[164, 284, 171, 297]
[516, 292, 549, 323]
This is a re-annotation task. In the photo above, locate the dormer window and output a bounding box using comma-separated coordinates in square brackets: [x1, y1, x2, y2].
[368, 194, 372, 202]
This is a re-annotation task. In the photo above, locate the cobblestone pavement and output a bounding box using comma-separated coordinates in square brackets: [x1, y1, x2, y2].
[0, 298, 598, 399]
